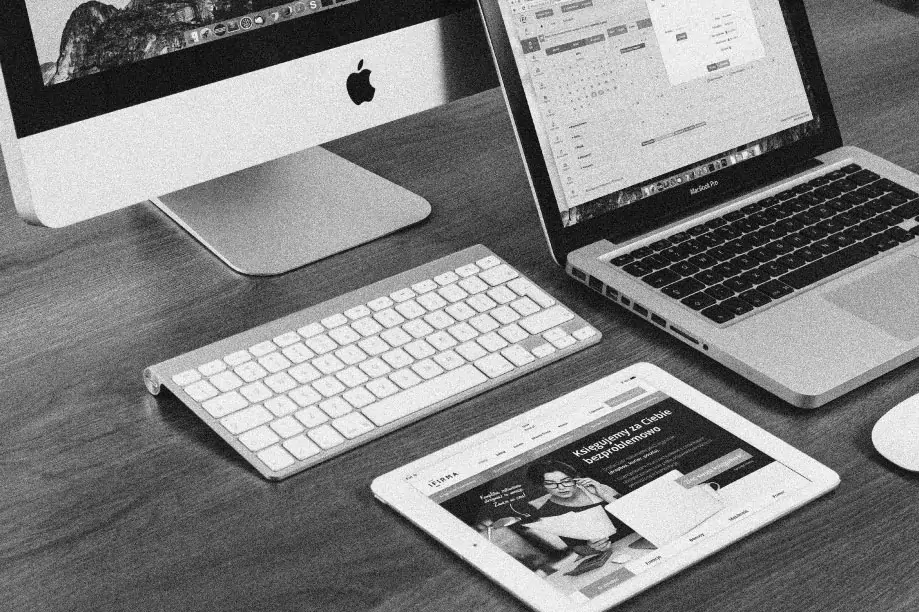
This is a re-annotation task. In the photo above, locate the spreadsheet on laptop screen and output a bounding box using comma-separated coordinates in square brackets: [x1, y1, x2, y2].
[498, 0, 818, 226]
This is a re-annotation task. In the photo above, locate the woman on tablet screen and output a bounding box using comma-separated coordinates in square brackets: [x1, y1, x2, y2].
[526, 460, 620, 556]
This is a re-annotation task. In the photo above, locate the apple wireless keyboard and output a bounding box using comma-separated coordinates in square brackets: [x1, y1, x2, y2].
[144, 245, 601, 480]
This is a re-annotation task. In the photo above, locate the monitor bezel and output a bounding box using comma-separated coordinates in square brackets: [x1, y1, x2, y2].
[478, 0, 843, 263]
[0, 0, 472, 139]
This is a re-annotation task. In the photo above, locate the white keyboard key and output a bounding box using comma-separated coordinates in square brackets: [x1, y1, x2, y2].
[319, 397, 353, 418]
[352, 317, 384, 337]
[550, 334, 577, 349]
[543, 327, 568, 342]
[362, 365, 488, 426]
[282, 342, 315, 364]
[427, 331, 458, 351]
[367, 377, 400, 399]
[224, 350, 252, 366]
[474, 353, 515, 378]
[491, 305, 520, 324]
[519, 305, 575, 334]
[411, 279, 438, 294]
[412, 359, 445, 380]
[369, 296, 394, 311]
[438, 284, 469, 303]
[265, 395, 299, 417]
[258, 352, 292, 373]
[290, 385, 323, 407]
[476, 255, 500, 269]
[221, 405, 273, 435]
[305, 334, 338, 355]
[333, 412, 377, 439]
[508, 278, 556, 308]
[313, 376, 346, 397]
[358, 336, 390, 356]
[239, 425, 280, 451]
[404, 339, 436, 360]
[289, 363, 321, 384]
[345, 305, 372, 320]
[173, 369, 201, 386]
[456, 341, 488, 361]
[264, 372, 297, 393]
[336, 366, 369, 388]
[380, 350, 411, 378]
[202, 391, 248, 417]
[374, 308, 406, 328]
[198, 360, 227, 377]
[417, 292, 448, 311]
[308, 424, 346, 449]
[467, 294, 497, 313]
[391, 368, 423, 389]
[477, 332, 509, 352]
[271, 415, 305, 438]
[424, 310, 456, 330]
[257, 445, 296, 471]
[479, 264, 519, 286]
[458, 277, 489, 294]
[469, 313, 500, 334]
[359, 357, 392, 378]
[250, 341, 277, 357]
[498, 324, 529, 344]
[210, 371, 244, 392]
[235, 361, 268, 382]
[435, 271, 460, 286]
[342, 386, 376, 409]
[185, 380, 219, 402]
[456, 263, 480, 277]
[336, 344, 368, 366]
[445, 302, 476, 321]
[381, 327, 412, 347]
[395, 300, 427, 320]
[273, 331, 302, 347]
[434, 350, 465, 371]
[295, 406, 328, 428]
[501, 345, 536, 367]
[448, 323, 479, 343]
[573, 326, 598, 341]
[510, 297, 540, 317]
[313, 354, 345, 375]
[487, 286, 517, 304]
[240, 381, 273, 403]
[283, 435, 321, 460]
[390, 288, 416, 302]
[298, 322, 324, 339]
[532, 343, 556, 358]
[403, 319, 435, 339]
[329, 326, 361, 346]
[321, 313, 348, 329]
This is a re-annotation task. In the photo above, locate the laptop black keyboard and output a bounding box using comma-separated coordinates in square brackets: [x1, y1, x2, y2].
[611, 164, 919, 324]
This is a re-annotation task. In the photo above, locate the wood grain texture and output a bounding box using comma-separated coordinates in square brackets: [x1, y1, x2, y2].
[3, 1, 919, 610]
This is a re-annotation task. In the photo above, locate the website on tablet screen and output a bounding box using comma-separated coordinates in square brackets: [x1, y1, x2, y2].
[408, 379, 811, 603]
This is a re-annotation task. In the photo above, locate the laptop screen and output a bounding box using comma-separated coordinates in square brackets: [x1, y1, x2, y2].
[496, 0, 822, 228]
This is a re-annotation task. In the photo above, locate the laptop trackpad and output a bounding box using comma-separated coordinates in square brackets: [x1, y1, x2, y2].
[825, 254, 919, 342]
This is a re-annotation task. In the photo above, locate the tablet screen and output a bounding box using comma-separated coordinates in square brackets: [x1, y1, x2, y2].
[406, 378, 812, 603]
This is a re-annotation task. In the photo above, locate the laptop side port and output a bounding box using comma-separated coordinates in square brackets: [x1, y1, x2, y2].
[604, 286, 619, 299]
[588, 275, 604, 293]
[633, 303, 649, 317]
[650, 313, 666, 327]
[620, 295, 631, 307]
[669, 325, 700, 345]
[570, 267, 588, 282]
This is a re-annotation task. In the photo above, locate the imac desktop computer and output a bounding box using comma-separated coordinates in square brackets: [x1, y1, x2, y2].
[0, 0, 496, 274]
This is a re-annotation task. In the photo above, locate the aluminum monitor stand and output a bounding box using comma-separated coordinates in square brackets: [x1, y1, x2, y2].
[151, 146, 431, 276]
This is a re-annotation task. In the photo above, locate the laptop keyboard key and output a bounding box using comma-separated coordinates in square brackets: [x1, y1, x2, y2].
[706, 284, 735, 301]
[681, 292, 717, 311]
[611, 254, 634, 267]
[670, 262, 701, 276]
[694, 270, 724, 286]
[700, 305, 735, 324]
[721, 298, 755, 316]
[723, 276, 755, 292]
[662, 278, 705, 299]
[622, 261, 653, 277]
[779, 244, 875, 290]
[758, 280, 794, 299]
[738, 289, 772, 308]
[644, 269, 682, 288]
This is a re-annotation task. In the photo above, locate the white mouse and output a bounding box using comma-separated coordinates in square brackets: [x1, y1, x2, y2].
[872, 394, 919, 471]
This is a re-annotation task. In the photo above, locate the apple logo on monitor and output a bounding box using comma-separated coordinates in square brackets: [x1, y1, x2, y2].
[347, 60, 375, 105]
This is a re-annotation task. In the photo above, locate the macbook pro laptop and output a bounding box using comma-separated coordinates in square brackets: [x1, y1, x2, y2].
[477, 0, 919, 407]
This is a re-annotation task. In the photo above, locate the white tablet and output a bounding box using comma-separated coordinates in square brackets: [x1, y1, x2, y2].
[371, 363, 839, 612]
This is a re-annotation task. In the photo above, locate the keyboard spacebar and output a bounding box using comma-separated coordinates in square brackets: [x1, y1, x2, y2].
[362, 365, 489, 426]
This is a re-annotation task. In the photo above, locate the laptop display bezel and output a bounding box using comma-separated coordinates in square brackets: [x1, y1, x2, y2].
[478, 0, 843, 262]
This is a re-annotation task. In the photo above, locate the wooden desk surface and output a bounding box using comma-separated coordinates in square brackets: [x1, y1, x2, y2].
[3, 2, 919, 610]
